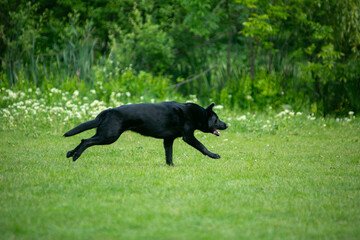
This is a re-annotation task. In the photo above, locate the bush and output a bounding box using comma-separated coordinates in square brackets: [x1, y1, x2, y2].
[107, 7, 174, 75]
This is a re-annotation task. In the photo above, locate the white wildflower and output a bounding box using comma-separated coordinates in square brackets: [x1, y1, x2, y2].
[51, 88, 61, 94]
[246, 95, 253, 101]
[3, 109, 10, 117]
[236, 115, 246, 121]
[307, 116, 316, 121]
[6, 89, 17, 99]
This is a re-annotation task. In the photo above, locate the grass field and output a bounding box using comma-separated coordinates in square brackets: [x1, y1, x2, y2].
[1, 88, 360, 239]
[1, 117, 360, 239]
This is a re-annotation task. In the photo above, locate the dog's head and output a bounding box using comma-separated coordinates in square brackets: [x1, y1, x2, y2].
[205, 103, 228, 136]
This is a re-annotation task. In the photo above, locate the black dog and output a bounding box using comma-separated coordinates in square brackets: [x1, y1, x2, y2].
[64, 102, 228, 166]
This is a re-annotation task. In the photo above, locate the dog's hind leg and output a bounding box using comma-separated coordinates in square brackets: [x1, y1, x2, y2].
[70, 135, 117, 161]
[66, 135, 105, 160]
[67, 139, 97, 158]
[70, 130, 123, 161]
[163, 138, 175, 166]
[66, 145, 80, 158]
[66, 139, 87, 160]
[68, 116, 124, 161]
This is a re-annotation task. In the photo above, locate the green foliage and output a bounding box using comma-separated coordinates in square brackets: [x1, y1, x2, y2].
[182, 0, 221, 38]
[94, 68, 173, 101]
[0, 0, 359, 115]
[1, 2, 44, 86]
[54, 12, 97, 84]
[108, 7, 174, 74]
[242, 14, 274, 39]
[0, 4, 97, 88]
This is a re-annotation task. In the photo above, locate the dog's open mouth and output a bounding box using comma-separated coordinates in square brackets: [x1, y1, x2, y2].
[213, 130, 220, 136]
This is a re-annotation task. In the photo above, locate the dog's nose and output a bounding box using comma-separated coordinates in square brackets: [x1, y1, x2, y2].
[225, 124, 228, 129]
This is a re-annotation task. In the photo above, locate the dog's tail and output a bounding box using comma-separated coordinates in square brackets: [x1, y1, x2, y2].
[63, 112, 105, 137]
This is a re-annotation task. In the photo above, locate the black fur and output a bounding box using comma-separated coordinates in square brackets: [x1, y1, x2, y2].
[64, 102, 228, 166]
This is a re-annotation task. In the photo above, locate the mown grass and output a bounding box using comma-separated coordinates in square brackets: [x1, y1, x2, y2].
[1, 119, 360, 239]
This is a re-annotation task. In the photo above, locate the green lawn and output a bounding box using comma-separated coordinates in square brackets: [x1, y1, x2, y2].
[1, 122, 360, 239]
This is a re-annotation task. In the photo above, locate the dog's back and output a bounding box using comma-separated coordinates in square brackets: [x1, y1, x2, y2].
[113, 102, 185, 139]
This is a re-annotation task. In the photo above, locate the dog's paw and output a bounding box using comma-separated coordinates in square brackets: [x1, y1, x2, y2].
[166, 161, 174, 166]
[66, 151, 74, 158]
[72, 154, 79, 162]
[209, 153, 221, 159]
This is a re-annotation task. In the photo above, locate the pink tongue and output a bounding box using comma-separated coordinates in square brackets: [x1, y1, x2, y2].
[213, 130, 220, 136]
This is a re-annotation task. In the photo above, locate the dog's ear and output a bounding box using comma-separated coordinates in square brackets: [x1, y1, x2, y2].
[206, 103, 215, 111]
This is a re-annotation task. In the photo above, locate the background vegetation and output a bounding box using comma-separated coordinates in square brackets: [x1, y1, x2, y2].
[1, 0, 359, 115]
[1, 1, 360, 238]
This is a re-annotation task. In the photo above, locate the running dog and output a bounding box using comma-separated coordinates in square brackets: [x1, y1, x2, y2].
[64, 102, 228, 166]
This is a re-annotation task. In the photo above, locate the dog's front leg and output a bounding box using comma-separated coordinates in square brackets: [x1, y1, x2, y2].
[163, 138, 175, 166]
[183, 134, 220, 159]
